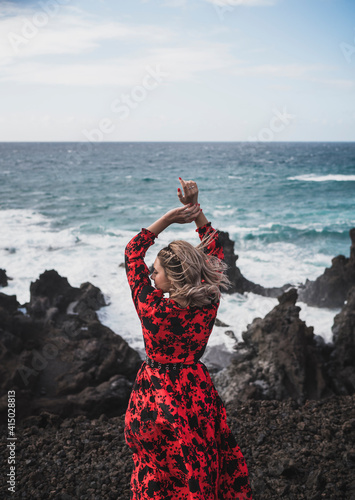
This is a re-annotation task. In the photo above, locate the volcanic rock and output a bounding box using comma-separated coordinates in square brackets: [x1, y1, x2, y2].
[298, 227, 355, 308]
[0, 268, 11, 287]
[219, 230, 292, 297]
[213, 288, 331, 404]
[0, 270, 142, 422]
[0, 395, 353, 499]
[27, 269, 106, 320]
[328, 286, 355, 395]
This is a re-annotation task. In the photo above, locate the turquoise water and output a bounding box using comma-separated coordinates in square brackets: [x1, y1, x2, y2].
[1, 141, 354, 354]
[1, 142, 354, 251]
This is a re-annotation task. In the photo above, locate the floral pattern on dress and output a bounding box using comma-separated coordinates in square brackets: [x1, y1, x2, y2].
[124, 223, 252, 499]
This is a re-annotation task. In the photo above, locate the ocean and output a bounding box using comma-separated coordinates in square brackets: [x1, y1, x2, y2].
[1, 141, 354, 360]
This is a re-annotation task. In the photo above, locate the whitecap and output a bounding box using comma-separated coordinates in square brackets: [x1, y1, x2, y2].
[297, 302, 339, 343]
[289, 174, 355, 182]
[0, 207, 343, 355]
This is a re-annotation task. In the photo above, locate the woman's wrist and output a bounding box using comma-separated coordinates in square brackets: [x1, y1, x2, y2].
[195, 210, 209, 228]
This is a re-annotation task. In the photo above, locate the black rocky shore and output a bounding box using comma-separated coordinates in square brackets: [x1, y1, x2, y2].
[0, 395, 354, 500]
[1, 228, 355, 499]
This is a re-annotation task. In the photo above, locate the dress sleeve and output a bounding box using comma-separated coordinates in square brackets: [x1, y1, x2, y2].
[124, 228, 164, 315]
[196, 222, 224, 260]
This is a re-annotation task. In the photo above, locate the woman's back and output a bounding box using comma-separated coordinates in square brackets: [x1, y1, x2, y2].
[124, 178, 252, 499]
[125, 222, 222, 365]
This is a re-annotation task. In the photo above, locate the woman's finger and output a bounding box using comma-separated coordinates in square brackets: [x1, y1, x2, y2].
[178, 177, 187, 193]
[183, 204, 199, 219]
[185, 181, 197, 197]
[185, 212, 201, 223]
[166, 206, 200, 225]
[177, 188, 184, 202]
[187, 203, 199, 213]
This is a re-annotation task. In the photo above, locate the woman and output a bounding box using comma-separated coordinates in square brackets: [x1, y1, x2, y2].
[124, 178, 252, 499]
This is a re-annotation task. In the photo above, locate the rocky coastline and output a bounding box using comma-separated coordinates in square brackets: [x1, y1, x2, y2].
[0, 395, 354, 499]
[0, 270, 141, 422]
[0, 228, 355, 498]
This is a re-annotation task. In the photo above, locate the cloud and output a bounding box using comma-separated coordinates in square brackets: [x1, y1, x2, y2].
[232, 63, 355, 90]
[204, 0, 278, 6]
[0, 3, 238, 86]
[233, 63, 333, 78]
[0, 43, 237, 85]
[0, 6, 171, 61]
[0, 2, 348, 93]
[308, 78, 355, 90]
[161, 0, 188, 6]
[143, 0, 278, 7]
[149, 44, 238, 79]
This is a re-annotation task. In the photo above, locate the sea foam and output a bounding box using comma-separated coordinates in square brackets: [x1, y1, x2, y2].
[1, 208, 339, 357]
[289, 174, 355, 182]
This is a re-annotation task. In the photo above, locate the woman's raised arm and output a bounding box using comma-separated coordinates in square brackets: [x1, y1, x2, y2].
[177, 177, 209, 229]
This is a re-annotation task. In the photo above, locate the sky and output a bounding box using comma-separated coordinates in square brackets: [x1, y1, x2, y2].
[0, 0, 354, 141]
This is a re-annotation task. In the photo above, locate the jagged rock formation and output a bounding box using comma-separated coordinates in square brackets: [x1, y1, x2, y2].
[213, 289, 332, 404]
[2, 236, 355, 426]
[0, 270, 142, 422]
[328, 285, 355, 395]
[298, 228, 355, 308]
[0, 268, 11, 287]
[219, 231, 292, 297]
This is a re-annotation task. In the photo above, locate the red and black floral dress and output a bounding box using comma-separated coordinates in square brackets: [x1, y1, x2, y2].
[124, 222, 252, 500]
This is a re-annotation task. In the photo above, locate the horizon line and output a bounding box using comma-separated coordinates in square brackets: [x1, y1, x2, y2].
[0, 140, 354, 144]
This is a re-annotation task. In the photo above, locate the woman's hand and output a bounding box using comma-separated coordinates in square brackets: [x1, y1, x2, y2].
[164, 204, 201, 225]
[147, 204, 201, 236]
[177, 178, 199, 206]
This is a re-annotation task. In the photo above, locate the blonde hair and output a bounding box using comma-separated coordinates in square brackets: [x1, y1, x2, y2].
[157, 232, 230, 308]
